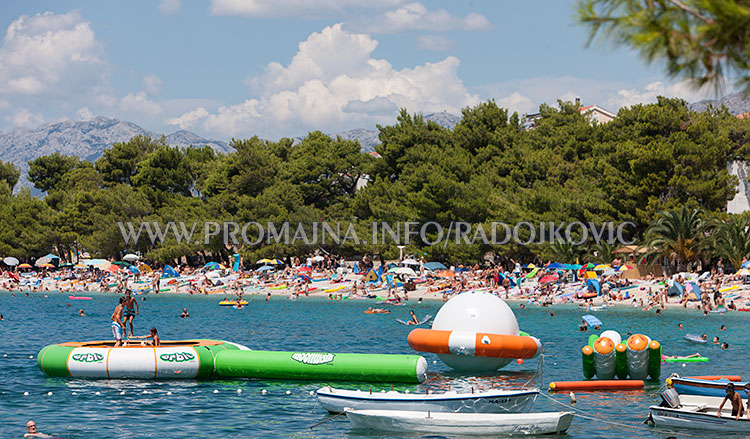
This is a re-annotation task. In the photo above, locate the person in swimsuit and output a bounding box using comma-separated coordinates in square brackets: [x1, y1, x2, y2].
[111, 297, 125, 348]
[122, 290, 139, 338]
[132, 327, 160, 347]
[406, 310, 419, 325]
[24, 420, 52, 438]
[717, 383, 745, 419]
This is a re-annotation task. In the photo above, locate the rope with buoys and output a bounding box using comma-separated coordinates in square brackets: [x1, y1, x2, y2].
[537, 391, 705, 437]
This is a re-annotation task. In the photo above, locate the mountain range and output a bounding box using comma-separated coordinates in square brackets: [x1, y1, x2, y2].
[688, 92, 750, 115]
[0, 112, 460, 190]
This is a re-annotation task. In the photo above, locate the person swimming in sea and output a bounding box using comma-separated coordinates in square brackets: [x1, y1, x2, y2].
[405, 310, 419, 325]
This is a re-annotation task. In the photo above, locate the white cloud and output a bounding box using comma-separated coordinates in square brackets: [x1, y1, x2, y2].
[143, 73, 164, 94]
[0, 11, 104, 96]
[175, 24, 479, 137]
[359, 2, 492, 33]
[10, 108, 43, 128]
[605, 80, 705, 109]
[159, 0, 182, 15]
[209, 0, 404, 17]
[416, 34, 456, 51]
[120, 92, 163, 115]
[166, 107, 209, 129]
[496, 92, 535, 115]
[76, 106, 94, 120]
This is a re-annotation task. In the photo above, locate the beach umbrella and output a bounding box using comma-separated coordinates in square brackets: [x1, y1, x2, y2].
[423, 262, 447, 271]
[297, 266, 312, 272]
[138, 263, 152, 272]
[256, 258, 274, 264]
[312, 256, 325, 262]
[73, 263, 88, 269]
[128, 265, 140, 275]
[602, 269, 618, 276]
[523, 263, 536, 269]
[619, 264, 635, 270]
[204, 261, 221, 270]
[35, 257, 52, 266]
[668, 282, 685, 297]
[123, 254, 140, 262]
[585, 271, 598, 279]
[107, 264, 120, 273]
[270, 259, 284, 264]
[546, 262, 567, 270]
[401, 258, 419, 265]
[566, 264, 583, 270]
[58, 263, 74, 268]
[434, 270, 455, 278]
[3, 257, 19, 266]
[113, 261, 132, 267]
[18, 263, 32, 269]
[394, 267, 417, 276]
[257, 265, 275, 272]
[539, 275, 558, 284]
[584, 263, 596, 269]
[38, 263, 55, 268]
[738, 268, 750, 276]
[593, 264, 611, 271]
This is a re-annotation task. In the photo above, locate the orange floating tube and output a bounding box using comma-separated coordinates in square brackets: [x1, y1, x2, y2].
[686, 375, 741, 382]
[407, 328, 541, 359]
[548, 380, 644, 391]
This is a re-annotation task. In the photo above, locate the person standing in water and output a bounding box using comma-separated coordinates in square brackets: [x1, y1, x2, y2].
[111, 297, 125, 348]
[122, 290, 139, 338]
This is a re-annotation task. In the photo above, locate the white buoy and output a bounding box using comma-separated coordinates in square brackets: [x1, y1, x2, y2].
[261, 389, 267, 395]
[236, 389, 242, 394]
[167, 391, 172, 395]
[682, 363, 686, 368]
[285, 390, 291, 395]
[46, 391, 53, 396]
[72, 392, 77, 395]
[405, 390, 410, 394]
[432, 360, 437, 364]
[95, 391, 101, 395]
[142, 390, 149, 394]
[309, 391, 315, 396]
[213, 389, 219, 394]
[29, 356, 34, 359]
[23, 392, 29, 396]
[3, 354, 7, 357]
[119, 391, 125, 395]
[569, 392, 576, 404]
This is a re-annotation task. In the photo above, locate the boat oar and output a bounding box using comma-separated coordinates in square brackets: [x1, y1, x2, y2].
[309, 412, 346, 429]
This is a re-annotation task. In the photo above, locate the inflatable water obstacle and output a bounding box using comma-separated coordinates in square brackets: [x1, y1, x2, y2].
[581, 332, 661, 381]
[408, 292, 541, 372]
[37, 340, 426, 383]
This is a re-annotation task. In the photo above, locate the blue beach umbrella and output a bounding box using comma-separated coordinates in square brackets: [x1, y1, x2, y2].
[423, 262, 447, 271]
[547, 262, 567, 270]
[257, 265, 275, 272]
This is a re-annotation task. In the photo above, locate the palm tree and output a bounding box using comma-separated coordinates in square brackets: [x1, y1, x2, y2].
[708, 214, 750, 271]
[545, 242, 583, 264]
[644, 207, 706, 272]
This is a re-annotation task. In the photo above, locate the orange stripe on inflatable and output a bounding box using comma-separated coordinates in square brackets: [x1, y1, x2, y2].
[153, 347, 158, 380]
[474, 333, 539, 358]
[549, 380, 644, 391]
[408, 329, 452, 354]
[105, 347, 113, 379]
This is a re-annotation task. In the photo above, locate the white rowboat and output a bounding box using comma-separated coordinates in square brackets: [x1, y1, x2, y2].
[317, 386, 538, 414]
[345, 409, 574, 435]
[649, 392, 750, 432]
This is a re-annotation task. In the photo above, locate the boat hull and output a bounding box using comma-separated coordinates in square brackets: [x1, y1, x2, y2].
[317, 387, 538, 414]
[345, 410, 574, 435]
[650, 406, 750, 432]
[671, 378, 749, 398]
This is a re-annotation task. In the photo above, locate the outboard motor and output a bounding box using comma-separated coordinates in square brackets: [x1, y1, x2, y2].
[660, 388, 681, 408]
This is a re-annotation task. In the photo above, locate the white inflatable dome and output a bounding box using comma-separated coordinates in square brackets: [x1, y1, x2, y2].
[432, 292, 520, 371]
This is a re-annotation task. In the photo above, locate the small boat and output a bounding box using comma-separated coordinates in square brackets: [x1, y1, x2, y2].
[649, 390, 750, 432]
[683, 334, 707, 344]
[668, 376, 748, 397]
[345, 409, 574, 435]
[68, 295, 92, 300]
[317, 386, 539, 414]
[663, 355, 708, 363]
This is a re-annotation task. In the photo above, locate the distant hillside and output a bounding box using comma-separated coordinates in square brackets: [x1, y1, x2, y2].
[0, 116, 231, 190]
[689, 92, 750, 115]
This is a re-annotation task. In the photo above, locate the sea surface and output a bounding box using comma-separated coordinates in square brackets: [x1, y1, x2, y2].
[0, 291, 746, 438]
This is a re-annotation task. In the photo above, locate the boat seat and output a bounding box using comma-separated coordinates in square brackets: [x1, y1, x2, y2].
[680, 404, 707, 412]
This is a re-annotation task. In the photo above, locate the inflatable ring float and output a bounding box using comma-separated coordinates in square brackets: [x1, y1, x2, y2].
[37, 339, 246, 379]
[219, 300, 248, 306]
[407, 329, 541, 359]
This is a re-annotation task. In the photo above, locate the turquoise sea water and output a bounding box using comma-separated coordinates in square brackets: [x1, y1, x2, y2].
[0, 291, 746, 438]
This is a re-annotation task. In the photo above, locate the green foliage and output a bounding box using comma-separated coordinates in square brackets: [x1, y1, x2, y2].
[576, 0, 750, 92]
[2, 98, 748, 265]
[0, 161, 20, 190]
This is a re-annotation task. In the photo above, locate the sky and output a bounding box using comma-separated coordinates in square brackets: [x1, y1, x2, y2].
[0, 0, 722, 140]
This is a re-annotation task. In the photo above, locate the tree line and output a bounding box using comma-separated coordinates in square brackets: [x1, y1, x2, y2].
[0, 97, 748, 268]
